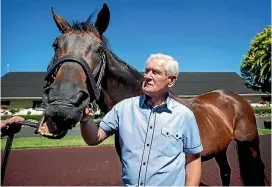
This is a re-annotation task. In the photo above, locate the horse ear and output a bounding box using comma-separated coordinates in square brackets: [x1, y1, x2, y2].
[94, 3, 110, 34]
[51, 7, 72, 34]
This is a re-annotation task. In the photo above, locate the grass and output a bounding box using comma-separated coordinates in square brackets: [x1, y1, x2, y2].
[1, 135, 115, 150]
[257, 128, 272, 135]
[1, 128, 271, 150]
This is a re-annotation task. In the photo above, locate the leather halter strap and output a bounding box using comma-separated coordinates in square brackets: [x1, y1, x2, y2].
[45, 53, 106, 101]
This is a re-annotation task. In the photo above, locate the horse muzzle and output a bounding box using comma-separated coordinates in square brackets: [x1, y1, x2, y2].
[38, 102, 84, 138]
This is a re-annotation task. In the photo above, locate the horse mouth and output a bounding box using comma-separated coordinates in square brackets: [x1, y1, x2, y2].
[37, 116, 69, 139]
[50, 101, 75, 108]
[39, 101, 85, 139]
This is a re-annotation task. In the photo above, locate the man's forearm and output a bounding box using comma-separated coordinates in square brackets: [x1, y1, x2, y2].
[185, 154, 201, 186]
[80, 118, 107, 146]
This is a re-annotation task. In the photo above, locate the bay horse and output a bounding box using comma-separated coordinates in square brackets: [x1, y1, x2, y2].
[42, 3, 265, 186]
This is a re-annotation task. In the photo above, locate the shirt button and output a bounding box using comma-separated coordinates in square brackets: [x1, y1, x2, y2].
[176, 134, 179, 138]
[143, 162, 146, 165]
[147, 144, 150, 146]
[150, 126, 152, 129]
[166, 132, 169, 135]
[140, 182, 143, 186]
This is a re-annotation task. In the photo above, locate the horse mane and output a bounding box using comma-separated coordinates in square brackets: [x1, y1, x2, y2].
[106, 50, 144, 89]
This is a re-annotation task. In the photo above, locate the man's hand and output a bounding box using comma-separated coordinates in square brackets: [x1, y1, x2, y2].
[1, 116, 25, 137]
[1, 116, 25, 129]
[80, 108, 95, 124]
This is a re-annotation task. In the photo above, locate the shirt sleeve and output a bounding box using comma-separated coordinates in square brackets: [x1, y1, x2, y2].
[182, 111, 203, 154]
[98, 103, 120, 135]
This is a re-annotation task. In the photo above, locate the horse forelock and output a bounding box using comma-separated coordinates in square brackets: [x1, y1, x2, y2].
[71, 20, 109, 49]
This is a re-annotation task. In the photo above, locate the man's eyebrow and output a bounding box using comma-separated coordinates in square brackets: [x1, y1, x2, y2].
[145, 67, 162, 73]
[154, 68, 162, 73]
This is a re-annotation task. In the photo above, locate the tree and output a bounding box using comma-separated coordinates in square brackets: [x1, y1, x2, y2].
[240, 25, 271, 93]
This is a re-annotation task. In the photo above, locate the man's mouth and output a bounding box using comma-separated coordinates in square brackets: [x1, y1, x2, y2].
[144, 82, 153, 87]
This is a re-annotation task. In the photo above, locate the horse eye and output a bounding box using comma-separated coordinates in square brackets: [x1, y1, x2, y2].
[52, 44, 58, 52]
[52, 39, 58, 51]
[96, 46, 103, 54]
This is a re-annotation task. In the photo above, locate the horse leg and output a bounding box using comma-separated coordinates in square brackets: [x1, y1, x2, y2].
[114, 132, 122, 161]
[235, 139, 265, 186]
[231, 92, 266, 185]
[215, 148, 231, 186]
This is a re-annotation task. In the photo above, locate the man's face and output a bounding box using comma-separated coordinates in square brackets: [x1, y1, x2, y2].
[142, 59, 176, 97]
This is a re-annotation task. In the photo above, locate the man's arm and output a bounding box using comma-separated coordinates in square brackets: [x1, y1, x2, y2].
[80, 106, 120, 146]
[80, 118, 109, 146]
[80, 108, 110, 145]
[185, 153, 201, 186]
[182, 111, 203, 186]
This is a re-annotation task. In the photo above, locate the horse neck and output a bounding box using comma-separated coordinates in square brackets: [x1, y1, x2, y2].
[99, 51, 143, 112]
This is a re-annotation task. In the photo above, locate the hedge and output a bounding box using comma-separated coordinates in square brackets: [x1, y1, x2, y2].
[1, 115, 102, 122]
[253, 107, 271, 114]
[1, 115, 42, 121]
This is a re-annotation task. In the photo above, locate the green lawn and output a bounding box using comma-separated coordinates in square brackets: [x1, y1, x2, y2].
[257, 128, 272, 135]
[1, 128, 271, 150]
[1, 135, 115, 150]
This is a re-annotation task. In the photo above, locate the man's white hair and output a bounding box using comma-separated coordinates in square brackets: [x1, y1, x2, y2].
[146, 53, 179, 77]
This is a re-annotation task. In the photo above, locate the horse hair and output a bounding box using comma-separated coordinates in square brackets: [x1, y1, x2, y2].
[71, 19, 109, 49]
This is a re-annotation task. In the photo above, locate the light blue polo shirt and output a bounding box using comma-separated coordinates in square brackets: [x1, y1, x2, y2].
[99, 94, 203, 186]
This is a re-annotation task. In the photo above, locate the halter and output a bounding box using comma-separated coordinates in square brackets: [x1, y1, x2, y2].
[44, 49, 107, 103]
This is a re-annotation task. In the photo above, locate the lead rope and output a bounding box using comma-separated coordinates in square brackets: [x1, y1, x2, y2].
[1, 134, 14, 185]
[1, 121, 38, 185]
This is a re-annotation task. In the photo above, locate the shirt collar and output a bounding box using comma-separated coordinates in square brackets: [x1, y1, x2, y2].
[140, 92, 173, 112]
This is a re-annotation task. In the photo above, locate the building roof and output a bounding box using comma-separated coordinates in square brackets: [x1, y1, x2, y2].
[1, 72, 266, 99]
[169, 72, 266, 96]
[1, 72, 46, 98]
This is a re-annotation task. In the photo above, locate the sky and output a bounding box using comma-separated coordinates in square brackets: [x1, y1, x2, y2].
[1, 0, 271, 76]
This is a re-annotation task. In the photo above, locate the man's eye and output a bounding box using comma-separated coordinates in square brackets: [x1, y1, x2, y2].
[154, 70, 160, 75]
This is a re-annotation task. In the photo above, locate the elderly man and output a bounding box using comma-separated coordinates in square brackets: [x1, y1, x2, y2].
[80, 53, 203, 186]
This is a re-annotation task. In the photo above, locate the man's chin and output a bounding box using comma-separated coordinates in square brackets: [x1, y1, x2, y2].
[142, 89, 155, 96]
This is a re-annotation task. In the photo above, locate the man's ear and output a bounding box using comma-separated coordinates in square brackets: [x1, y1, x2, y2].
[168, 76, 177, 88]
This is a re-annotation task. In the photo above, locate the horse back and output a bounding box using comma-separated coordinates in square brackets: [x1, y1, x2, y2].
[171, 90, 257, 157]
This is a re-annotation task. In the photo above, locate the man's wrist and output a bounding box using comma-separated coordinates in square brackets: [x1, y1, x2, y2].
[80, 116, 93, 126]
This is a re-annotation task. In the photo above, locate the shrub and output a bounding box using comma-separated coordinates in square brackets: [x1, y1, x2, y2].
[253, 107, 271, 114]
[1, 105, 9, 109]
[1, 114, 104, 122]
[1, 115, 43, 121]
[9, 108, 20, 114]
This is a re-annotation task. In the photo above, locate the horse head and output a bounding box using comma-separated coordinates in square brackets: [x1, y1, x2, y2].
[41, 3, 110, 138]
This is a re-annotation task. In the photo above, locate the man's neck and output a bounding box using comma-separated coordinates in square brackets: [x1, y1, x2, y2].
[146, 93, 168, 108]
